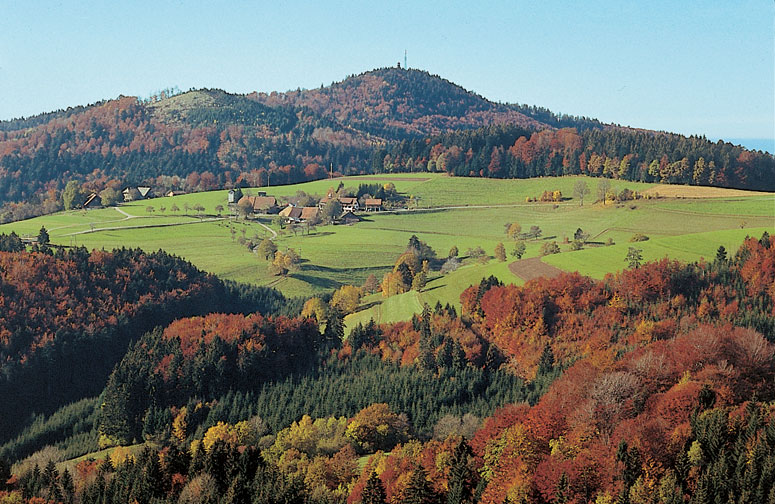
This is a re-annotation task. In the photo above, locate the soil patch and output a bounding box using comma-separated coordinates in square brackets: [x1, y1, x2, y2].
[508, 257, 565, 282]
[642, 184, 769, 198]
[332, 176, 431, 182]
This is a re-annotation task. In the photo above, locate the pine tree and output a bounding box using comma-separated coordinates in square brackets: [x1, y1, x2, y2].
[447, 440, 474, 504]
[555, 472, 569, 503]
[405, 465, 436, 504]
[363, 471, 388, 504]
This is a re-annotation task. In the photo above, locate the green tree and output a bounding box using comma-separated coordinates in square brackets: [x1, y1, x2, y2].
[447, 440, 474, 504]
[540, 241, 560, 256]
[715, 245, 727, 263]
[37, 226, 50, 246]
[99, 187, 122, 207]
[412, 271, 427, 291]
[625, 247, 643, 269]
[362, 471, 388, 504]
[449, 245, 459, 258]
[322, 200, 343, 224]
[511, 241, 526, 259]
[62, 180, 85, 210]
[256, 238, 277, 260]
[404, 465, 436, 504]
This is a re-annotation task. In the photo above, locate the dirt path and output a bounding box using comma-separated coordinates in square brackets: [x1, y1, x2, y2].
[257, 221, 278, 240]
[64, 217, 226, 236]
[114, 207, 137, 219]
[508, 257, 565, 282]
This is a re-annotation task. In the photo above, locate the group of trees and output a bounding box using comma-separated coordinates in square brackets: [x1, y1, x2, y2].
[371, 124, 775, 191]
[3, 233, 773, 503]
[0, 239, 297, 445]
[381, 235, 436, 296]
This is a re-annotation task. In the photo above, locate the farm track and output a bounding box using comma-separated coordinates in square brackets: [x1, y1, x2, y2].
[649, 206, 774, 219]
[64, 217, 226, 236]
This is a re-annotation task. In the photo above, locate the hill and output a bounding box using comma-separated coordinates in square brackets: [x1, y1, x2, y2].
[251, 67, 547, 138]
[1, 67, 772, 224]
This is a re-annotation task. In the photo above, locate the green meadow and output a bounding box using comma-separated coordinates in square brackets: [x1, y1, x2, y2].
[1, 174, 772, 329]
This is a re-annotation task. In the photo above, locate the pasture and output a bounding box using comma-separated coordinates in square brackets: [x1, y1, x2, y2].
[1, 175, 772, 323]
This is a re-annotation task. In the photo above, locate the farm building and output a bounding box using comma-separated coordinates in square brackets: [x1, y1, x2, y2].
[123, 186, 154, 202]
[82, 193, 102, 209]
[227, 188, 243, 204]
[239, 195, 278, 214]
[338, 211, 361, 225]
[280, 205, 320, 223]
[364, 198, 382, 211]
[319, 196, 360, 212]
[166, 190, 186, 197]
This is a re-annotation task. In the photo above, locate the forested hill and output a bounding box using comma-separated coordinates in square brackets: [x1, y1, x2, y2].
[1, 67, 773, 222]
[250, 67, 547, 138]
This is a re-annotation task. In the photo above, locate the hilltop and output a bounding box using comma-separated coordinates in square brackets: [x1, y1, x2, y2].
[0, 67, 772, 224]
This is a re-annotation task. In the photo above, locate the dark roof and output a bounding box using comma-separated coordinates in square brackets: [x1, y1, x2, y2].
[339, 210, 361, 223]
[83, 193, 101, 208]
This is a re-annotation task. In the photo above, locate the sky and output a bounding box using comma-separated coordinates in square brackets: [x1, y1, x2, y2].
[1, 1, 773, 149]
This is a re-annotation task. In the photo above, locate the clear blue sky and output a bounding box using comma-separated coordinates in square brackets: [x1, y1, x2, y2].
[1, 1, 773, 146]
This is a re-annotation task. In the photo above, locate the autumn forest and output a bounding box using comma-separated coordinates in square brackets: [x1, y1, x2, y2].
[0, 67, 773, 504]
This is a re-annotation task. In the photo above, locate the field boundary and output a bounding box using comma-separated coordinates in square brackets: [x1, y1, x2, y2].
[508, 257, 565, 282]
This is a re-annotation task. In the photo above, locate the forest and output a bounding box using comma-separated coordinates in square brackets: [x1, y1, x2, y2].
[0, 232, 772, 503]
[0, 241, 299, 445]
[1, 68, 773, 223]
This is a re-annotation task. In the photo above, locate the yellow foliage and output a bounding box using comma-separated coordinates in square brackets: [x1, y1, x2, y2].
[172, 407, 188, 443]
[202, 421, 233, 452]
[330, 285, 363, 315]
[302, 297, 328, 323]
[110, 445, 135, 466]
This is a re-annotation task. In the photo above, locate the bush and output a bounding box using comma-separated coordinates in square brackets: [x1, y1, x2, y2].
[540, 241, 561, 256]
[630, 233, 649, 242]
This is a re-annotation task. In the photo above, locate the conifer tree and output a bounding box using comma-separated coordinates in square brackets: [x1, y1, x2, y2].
[363, 471, 388, 504]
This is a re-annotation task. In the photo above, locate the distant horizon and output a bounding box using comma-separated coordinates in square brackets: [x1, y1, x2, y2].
[1, 1, 771, 142]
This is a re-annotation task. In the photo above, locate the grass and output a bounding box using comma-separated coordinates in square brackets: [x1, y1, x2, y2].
[1, 174, 772, 303]
[543, 226, 773, 279]
[344, 259, 518, 331]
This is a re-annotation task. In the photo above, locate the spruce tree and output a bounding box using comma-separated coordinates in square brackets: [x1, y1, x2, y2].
[405, 465, 436, 504]
[362, 471, 388, 504]
[447, 439, 474, 504]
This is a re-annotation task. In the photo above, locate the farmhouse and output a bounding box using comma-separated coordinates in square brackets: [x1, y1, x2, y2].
[166, 190, 186, 197]
[123, 186, 154, 202]
[82, 193, 102, 209]
[280, 205, 320, 223]
[239, 195, 278, 214]
[279, 205, 303, 222]
[319, 196, 360, 212]
[364, 198, 382, 211]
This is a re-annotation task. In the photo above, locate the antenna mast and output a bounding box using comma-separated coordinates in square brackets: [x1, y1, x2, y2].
[404, 50, 407, 69]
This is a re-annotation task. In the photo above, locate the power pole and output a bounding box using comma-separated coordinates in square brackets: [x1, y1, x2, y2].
[404, 49, 407, 69]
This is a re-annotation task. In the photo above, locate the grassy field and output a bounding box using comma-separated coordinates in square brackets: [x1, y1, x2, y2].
[1, 174, 772, 319]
